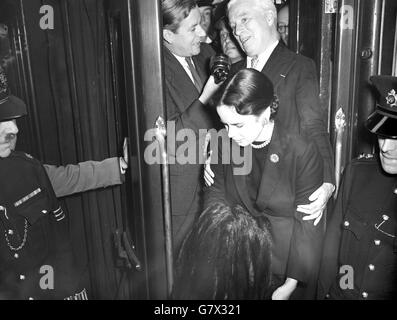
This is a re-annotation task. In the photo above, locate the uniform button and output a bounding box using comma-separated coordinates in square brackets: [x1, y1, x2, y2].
[382, 215, 389, 221]
[393, 188, 397, 195]
[14, 253, 19, 259]
[344, 221, 350, 227]
[42, 210, 47, 214]
[362, 292, 368, 299]
[28, 297, 34, 300]
[325, 293, 330, 299]
[369, 264, 375, 271]
[8, 229, 14, 235]
[19, 275, 26, 280]
[374, 239, 381, 246]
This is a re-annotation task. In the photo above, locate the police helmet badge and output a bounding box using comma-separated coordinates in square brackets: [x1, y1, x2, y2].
[386, 89, 397, 107]
[366, 75, 397, 139]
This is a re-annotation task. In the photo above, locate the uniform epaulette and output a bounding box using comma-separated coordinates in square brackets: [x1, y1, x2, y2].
[10, 151, 40, 164]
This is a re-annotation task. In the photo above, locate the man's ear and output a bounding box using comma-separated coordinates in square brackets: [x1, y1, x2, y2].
[163, 29, 175, 44]
[265, 11, 276, 27]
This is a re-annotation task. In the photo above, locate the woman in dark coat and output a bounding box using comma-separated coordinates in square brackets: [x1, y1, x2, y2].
[204, 68, 325, 299]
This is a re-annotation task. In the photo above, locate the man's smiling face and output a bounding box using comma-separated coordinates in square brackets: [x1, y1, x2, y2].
[228, 0, 273, 57]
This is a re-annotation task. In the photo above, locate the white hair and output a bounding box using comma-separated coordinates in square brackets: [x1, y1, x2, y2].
[228, 0, 277, 22]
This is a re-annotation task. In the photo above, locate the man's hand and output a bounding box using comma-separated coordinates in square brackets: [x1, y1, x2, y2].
[199, 75, 223, 105]
[119, 137, 129, 174]
[297, 182, 335, 226]
[204, 150, 214, 187]
[272, 278, 298, 300]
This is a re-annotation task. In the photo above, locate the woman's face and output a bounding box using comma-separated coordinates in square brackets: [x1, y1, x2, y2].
[219, 24, 243, 62]
[217, 105, 266, 147]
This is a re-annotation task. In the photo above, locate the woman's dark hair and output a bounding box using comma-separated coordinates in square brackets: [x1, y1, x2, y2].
[162, 0, 197, 33]
[219, 68, 279, 120]
[173, 201, 272, 300]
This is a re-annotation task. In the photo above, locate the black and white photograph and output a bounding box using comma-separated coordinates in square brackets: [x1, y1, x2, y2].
[0, 0, 396, 306]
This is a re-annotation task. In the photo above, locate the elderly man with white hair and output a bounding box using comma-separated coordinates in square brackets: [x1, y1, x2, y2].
[204, 0, 335, 299]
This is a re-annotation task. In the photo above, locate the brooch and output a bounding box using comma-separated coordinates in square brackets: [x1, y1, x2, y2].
[270, 154, 279, 163]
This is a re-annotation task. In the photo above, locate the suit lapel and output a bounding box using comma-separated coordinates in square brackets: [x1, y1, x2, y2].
[163, 46, 199, 96]
[192, 54, 207, 88]
[262, 43, 297, 91]
[231, 44, 297, 92]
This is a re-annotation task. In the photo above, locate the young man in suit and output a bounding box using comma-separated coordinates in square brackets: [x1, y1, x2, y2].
[225, 0, 335, 224]
[161, 0, 222, 250]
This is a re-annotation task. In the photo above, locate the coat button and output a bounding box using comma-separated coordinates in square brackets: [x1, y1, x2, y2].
[14, 253, 19, 259]
[42, 210, 47, 214]
[8, 229, 14, 235]
[374, 239, 381, 246]
[28, 297, 34, 300]
[19, 275, 26, 280]
[393, 188, 397, 195]
[368, 264, 375, 271]
[362, 292, 368, 299]
[344, 221, 350, 227]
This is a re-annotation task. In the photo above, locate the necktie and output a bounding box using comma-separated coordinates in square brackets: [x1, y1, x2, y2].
[250, 56, 259, 69]
[185, 57, 203, 92]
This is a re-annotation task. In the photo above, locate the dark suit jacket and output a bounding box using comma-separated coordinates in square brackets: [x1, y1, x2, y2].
[204, 123, 325, 298]
[163, 44, 216, 249]
[231, 42, 334, 184]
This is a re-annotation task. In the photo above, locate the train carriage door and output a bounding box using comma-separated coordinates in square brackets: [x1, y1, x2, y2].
[104, 0, 168, 299]
[287, 0, 397, 189]
[331, 0, 397, 187]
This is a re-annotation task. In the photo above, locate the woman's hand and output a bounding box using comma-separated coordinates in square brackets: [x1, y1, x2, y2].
[271, 278, 298, 300]
[297, 182, 335, 226]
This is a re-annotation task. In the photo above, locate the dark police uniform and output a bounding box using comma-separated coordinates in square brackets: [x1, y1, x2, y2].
[318, 75, 397, 300]
[1, 68, 86, 299]
[318, 154, 397, 299]
[0, 151, 87, 300]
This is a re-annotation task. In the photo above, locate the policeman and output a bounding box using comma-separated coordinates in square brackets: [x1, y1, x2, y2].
[0, 71, 87, 299]
[318, 75, 397, 300]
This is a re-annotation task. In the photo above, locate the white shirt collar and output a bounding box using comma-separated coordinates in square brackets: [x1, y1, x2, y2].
[172, 52, 189, 67]
[246, 40, 280, 71]
[171, 52, 195, 83]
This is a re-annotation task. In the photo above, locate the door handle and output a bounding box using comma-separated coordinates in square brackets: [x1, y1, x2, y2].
[122, 231, 142, 271]
[113, 229, 142, 271]
[334, 107, 346, 197]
